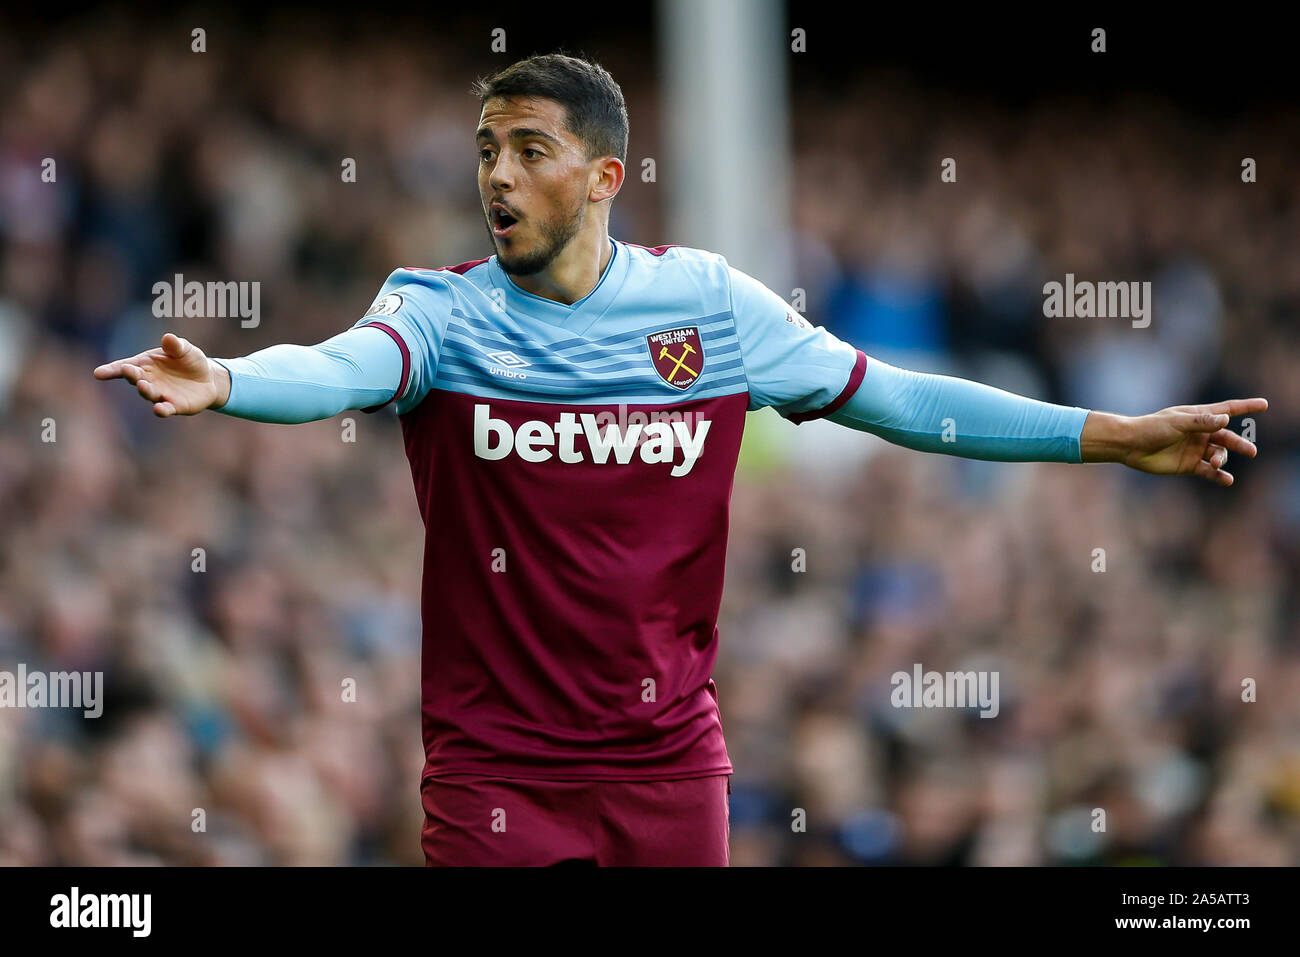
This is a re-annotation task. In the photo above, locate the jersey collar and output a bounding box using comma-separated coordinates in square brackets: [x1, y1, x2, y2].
[489, 237, 628, 335]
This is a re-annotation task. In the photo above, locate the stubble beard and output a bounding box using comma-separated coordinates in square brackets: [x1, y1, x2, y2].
[489, 197, 587, 277]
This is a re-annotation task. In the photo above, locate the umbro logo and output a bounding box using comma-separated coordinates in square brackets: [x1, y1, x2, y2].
[485, 349, 530, 380]
[486, 350, 530, 368]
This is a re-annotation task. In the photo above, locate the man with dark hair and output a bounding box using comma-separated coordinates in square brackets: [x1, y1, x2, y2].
[95, 52, 1266, 866]
[470, 52, 629, 162]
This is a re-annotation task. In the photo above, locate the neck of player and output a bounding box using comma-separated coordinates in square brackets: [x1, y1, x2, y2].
[507, 226, 613, 305]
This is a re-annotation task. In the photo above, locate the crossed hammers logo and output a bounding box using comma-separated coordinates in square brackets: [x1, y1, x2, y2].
[658, 342, 699, 380]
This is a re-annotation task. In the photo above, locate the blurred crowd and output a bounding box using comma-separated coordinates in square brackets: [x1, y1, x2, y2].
[1, 14, 1298, 865]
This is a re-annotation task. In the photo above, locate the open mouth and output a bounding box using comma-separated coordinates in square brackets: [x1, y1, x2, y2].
[490, 205, 520, 238]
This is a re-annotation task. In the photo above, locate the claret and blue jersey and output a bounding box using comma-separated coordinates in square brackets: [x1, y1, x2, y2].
[214, 236, 1087, 784]
[351, 239, 865, 782]
[355, 238, 864, 420]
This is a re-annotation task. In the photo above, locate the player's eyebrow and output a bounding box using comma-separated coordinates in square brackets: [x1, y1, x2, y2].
[475, 127, 563, 147]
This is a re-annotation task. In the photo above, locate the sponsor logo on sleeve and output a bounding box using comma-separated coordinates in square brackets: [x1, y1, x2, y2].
[364, 293, 404, 317]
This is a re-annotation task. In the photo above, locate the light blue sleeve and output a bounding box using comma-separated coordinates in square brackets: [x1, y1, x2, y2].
[211, 325, 405, 424]
[212, 275, 447, 423]
[728, 263, 863, 419]
[827, 355, 1093, 463]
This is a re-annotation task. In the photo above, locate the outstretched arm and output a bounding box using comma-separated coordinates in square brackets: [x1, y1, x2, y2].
[827, 354, 1266, 486]
[93, 325, 406, 423]
[723, 261, 1266, 486]
[826, 356, 1090, 462]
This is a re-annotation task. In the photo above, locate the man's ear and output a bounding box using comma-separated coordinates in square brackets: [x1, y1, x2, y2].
[590, 157, 624, 203]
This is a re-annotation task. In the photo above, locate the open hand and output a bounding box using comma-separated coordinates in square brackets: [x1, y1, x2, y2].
[93, 333, 229, 417]
[1118, 398, 1268, 486]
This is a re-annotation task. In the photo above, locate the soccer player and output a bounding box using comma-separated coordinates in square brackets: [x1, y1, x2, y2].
[94, 54, 1267, 866]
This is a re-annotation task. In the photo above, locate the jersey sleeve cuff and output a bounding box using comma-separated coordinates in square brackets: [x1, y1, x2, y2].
[211, 357, 244, 416]
[356, 320, 412, 413]
[786, 349, 868, 424]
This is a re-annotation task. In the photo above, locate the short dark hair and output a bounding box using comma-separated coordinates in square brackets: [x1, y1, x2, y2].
[471, 52, 628, 164]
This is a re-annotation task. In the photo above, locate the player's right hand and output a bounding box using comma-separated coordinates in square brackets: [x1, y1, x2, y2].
[93, 333, 229, 417]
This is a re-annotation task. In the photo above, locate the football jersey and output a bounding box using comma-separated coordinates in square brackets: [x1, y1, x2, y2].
[353, 238, 866, 781]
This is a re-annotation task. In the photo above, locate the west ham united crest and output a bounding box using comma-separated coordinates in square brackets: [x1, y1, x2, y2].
[647, 326, 704, 390]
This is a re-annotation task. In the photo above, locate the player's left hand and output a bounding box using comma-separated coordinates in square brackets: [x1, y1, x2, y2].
[1121, 398, 1268, 486]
